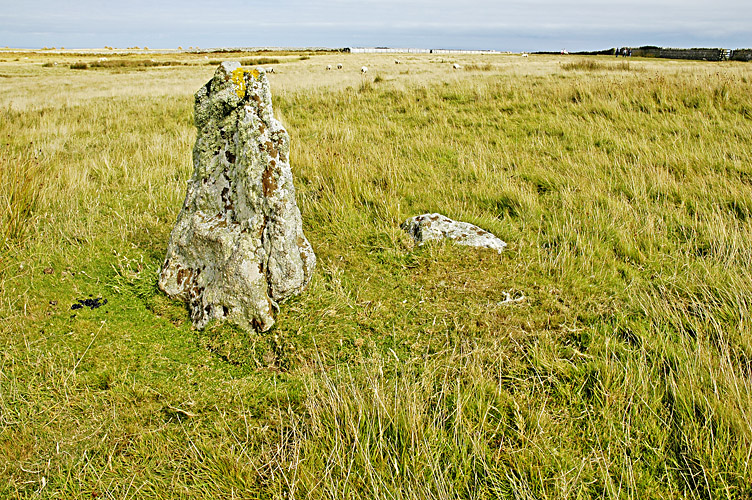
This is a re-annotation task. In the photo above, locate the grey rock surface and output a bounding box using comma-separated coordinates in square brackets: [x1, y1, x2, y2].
[402, 213, 506, 253]
[159, 62, 315, 332]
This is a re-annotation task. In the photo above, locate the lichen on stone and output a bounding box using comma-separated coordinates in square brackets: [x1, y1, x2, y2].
[230, 67, 261, 99]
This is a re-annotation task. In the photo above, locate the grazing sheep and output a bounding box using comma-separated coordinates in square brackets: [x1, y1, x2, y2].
[361, 66, 368, 74]
[266, 67, 274, 73]
[521, 53, 528, 58]
[326, 64, 332, 70]
[337, 63, 343, 69]
[394, 59, 401, 64]
[452, 63, 462, 70]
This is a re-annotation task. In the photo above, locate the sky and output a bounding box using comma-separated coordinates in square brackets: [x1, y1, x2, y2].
[1, 0, 750, 52]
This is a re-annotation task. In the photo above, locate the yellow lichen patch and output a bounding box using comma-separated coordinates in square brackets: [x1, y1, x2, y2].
[231, 68, 246, 98]
[231, 68, 261, 99]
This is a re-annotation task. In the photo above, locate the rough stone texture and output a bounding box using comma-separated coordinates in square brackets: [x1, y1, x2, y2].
[159, 62, 315, 332]
[402, 213, 507, 253]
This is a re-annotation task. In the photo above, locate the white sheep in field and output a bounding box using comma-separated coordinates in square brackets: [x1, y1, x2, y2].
[326, 64, 332, 70]
[337, 63, 343, 69]
[452, 63, 462, 70]
[394, 59, 401, 64]
[266, 67, 274, 73]
[361, 66, 368, 74]
[521, 53, 528, 58]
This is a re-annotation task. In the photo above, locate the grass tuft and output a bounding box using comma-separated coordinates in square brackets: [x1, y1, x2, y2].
[465, 62, 494, 71]
[561, 59, 633, 71]
[0, 148, 45, 249]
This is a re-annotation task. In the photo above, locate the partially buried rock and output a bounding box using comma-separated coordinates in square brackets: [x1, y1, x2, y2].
[159, 62, 315, 332]
[402, 213, 506, 253]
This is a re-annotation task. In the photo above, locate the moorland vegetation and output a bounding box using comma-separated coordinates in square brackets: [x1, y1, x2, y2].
[1, 50, 751, 498]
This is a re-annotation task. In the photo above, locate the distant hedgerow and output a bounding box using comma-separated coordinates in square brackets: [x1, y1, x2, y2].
[239, 57, 280, 66]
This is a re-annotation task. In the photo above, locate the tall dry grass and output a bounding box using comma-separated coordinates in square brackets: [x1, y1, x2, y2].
[0, 147, 45, 249]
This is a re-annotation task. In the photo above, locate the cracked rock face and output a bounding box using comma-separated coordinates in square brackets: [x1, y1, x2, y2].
[402, 213, 507, 253]
[159, 62, 315, 332]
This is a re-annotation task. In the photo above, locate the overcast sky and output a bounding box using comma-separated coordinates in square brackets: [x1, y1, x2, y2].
[2, 0, 750, 51]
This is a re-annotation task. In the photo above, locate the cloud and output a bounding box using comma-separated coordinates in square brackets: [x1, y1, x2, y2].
[1, 0, 750, 49]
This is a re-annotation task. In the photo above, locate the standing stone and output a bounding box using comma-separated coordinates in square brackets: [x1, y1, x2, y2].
[402, 213, 507, 253]
[159, 62, 315, 332]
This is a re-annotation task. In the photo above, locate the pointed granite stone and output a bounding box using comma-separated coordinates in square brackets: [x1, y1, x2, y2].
[159, 62, 315, 332]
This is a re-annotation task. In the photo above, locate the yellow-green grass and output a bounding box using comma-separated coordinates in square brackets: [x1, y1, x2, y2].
[1, 53, 751, 498]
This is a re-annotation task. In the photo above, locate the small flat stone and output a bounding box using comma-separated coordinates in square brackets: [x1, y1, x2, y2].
[402, 213, 506, 253]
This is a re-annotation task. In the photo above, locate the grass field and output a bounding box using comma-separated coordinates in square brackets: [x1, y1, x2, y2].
[1, 49, 752, 499]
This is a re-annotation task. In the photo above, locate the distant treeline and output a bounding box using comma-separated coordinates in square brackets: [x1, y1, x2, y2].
[537, 46, 752, 62]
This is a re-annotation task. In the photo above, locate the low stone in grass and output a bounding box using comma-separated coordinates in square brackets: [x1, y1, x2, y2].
[402, 213, 506, 253]
[159, 62, 315, 332]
